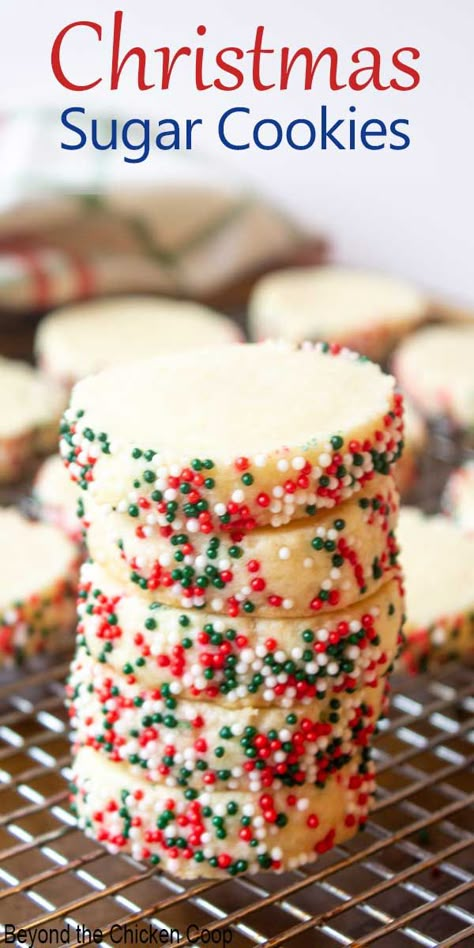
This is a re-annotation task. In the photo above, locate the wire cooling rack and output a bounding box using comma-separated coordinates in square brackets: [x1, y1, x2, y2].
[0, 653, 472, 948]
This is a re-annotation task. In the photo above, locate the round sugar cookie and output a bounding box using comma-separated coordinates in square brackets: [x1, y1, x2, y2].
[393, 398, 427, 497]
[82, 475, 400, 617]
[0, 509, 78, 666]
[443, 461, 474, 533]
[0, 358, 66, 483]
[398, 506, 474, 671]
[393, 325, 474, 431]
[78, 560, 403, 707]
[68, 647, 387, 794]
[249, 266, 428, 361]
[71, 745, 375, 879]
[61, 341, 403, 534]
[34, 454, 82, 542]
[36, 296, 241, 388]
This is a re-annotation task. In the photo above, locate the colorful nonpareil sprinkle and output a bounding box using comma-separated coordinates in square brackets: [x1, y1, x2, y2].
[72, 745, 376, 878]
[77, 561, 403, 706]
[68, 647, 389, 793]
[82, 478, 400, 617]
[60, 342, 404, 533]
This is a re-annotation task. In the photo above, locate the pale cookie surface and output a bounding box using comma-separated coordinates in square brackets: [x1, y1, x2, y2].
[78, 560, 403, 707]
[62, 341, 403, 532]
[83, 475, 400, 616]
[0, 358, 65, 482]
[34, 454, 82, 541]
[393, 325, 474, 429]
[69, 648, 386, 793]
[398, 506, 474, 669]
[0, 509, 78, 665]
[249, 266, 427, 360]
[36, 296, 240, 386]
[443, 461, 474, 533]
[72, 746, 375, 878]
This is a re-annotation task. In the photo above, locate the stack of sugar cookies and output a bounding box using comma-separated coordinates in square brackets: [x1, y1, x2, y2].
[61, 341, 405, 879]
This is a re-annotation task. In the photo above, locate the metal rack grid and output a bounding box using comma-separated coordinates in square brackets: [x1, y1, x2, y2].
[0, 654, 472, 947]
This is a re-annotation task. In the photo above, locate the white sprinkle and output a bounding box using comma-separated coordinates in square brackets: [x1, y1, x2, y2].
[296, 798, 309, 811]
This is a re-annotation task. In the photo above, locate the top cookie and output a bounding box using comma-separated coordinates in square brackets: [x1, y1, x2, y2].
[249, 266, 427, 361]
[393, 324, 474, 430]
[36, 296, 240, 387]
[61, 341, 403, 532]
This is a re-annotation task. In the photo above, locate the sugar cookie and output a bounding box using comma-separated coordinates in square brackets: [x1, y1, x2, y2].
[0, 508, 78, 666]
[71, 745, 375, 878]
[36, 296, 240, 388]
[82, 476, 400, 616]
[249, 266, 427, 361]
[398, 507, 474, 670]
[77, 560, 403, 707]
[61, 342, 403, 535]
[393, 325, 474, 431]
[33, 454, 82, 542]
[0, 358, 65, 483]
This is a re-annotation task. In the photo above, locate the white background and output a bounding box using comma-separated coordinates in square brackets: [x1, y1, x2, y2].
[0, 0, 473, 303]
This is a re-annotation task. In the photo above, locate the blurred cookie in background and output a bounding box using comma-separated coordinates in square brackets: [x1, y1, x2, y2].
[397, 506, 474, 673]
[394, 397, 428, 498]
[393, 324, 474, 439]
[0, 508, 78, 668]
[248, 266, 429, 362]
[35, 296, 241, 390]
[33, 454, 82, 544]
[443, 460, 474, 533]
[0, 357, 65, 484]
